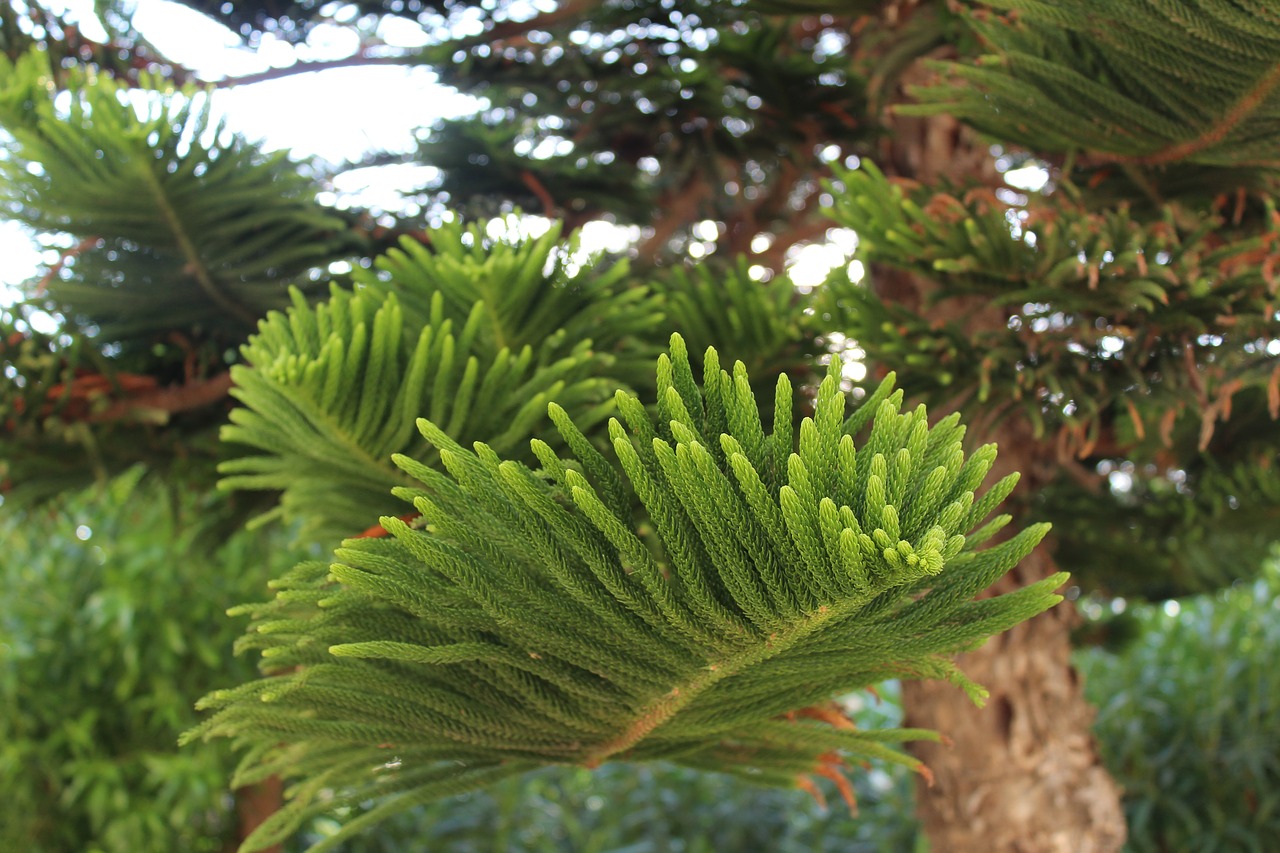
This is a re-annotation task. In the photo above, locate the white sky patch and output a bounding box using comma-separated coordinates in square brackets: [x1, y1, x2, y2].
[129, 0, 482, 164]
[476, 216, 640, 272]
[1, 222, 45, 293]
[578, 221, 641, 254]
[32, 0, 482, 165]
[788, 244, 844, 287]
[378, 15, 435, 49]
[484, 213, 554, 242]
[215, 65, 476, 163]
[1108, 470, 1133, 493]
[326, 163, 440, 211]
[131, 0, 264, 78]
[785, 228, 858, 288]
[1005, 165, 1050, 192]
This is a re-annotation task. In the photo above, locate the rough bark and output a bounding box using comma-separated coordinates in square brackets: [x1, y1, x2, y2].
[878, 57, 1127, 852]
[901, 416, 1126, 853]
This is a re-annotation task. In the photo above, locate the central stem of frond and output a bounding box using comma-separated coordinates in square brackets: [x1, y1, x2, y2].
[578, 602, 850, 767]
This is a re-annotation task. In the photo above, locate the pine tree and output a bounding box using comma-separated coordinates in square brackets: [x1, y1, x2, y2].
[2, 1, 1278, 851]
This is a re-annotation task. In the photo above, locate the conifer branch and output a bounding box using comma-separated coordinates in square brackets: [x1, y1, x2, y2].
[905, 1, 1280, 170]
[216, 219, 658, 539]
[191, 335, 1064, 851]
[583, 596, 886, 766]
[1096, 60, 1280, 168]
[0, 49, 363, 344]
[137, 159, 258, 327]
[92, 371, 233, 422]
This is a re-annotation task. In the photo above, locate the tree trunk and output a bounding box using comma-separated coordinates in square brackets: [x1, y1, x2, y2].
[875, 59, 1127, 851]
[901, 418, 1126, 852]
[229, 777, 283, 853]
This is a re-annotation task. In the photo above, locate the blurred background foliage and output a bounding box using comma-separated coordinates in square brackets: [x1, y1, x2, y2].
[1078, 554, 1280, 853]
[0, 469, 304, 851]
[295, 715, 921, 853]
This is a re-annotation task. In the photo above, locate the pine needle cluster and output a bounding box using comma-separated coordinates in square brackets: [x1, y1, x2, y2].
[907, 1, 1280, 169]
[0, 50, 363, 347]
[821, 160, 1279, 446]
[187, 335, 1063, 852]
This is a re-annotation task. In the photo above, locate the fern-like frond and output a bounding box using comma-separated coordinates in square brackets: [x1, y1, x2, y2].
[189, 334, 1063, 852]
[361, 218, 665, 386]
[0, 49, 363, 346]
[906, 1, 1280, 170]
[655, 257, 820, 386]
[820, 161, 1280, 453]
[218, 282, 619, 540]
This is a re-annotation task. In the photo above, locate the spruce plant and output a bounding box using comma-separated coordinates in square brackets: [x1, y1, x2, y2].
[187, 328, 1062, 850]
[2, 1, 1278, 849]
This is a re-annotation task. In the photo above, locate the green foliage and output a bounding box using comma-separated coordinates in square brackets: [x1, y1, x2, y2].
[188, 335, 1061, 852]
[1080, 558, 1280, 851]
[297, 710, 919, 852]
[411, 119, 655, 227]
[0, 307, 125, 497]
[907, 1, 1280, 171]
[0, 469, 302, 852]
[6, 0, 1277, 847]
[407, 10, 871, 230]
[821, 160, 1279, 445]
[819, 159, 1280, 597]
[1044, 431, 1280, 599]
[0, 1, 162, 76]
[363, 218, 666, 386]
[217, 221, 663, 540]
[0, 303, 232, 505]
[0, 44, 372, 506]
[655, 257, 820, 384]
[0, 48, 364, 348]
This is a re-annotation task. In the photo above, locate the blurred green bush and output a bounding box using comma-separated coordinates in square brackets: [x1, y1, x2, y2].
[1081, 555, 1280, 853]
[0, 469, 298, 853]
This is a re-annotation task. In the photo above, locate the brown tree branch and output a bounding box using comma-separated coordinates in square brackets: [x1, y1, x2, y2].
[35, 236, 102, 295]
[211, 0, 600, 88]
[228, 777, 282, 853]
[521, 170, 558, 219]
[92, 372, 233, 423]
[211, 53, 422, 88]
[637, 178, 711, 258]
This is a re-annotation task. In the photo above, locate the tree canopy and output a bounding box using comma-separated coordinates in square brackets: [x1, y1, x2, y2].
[2, 1, 1277, 850]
